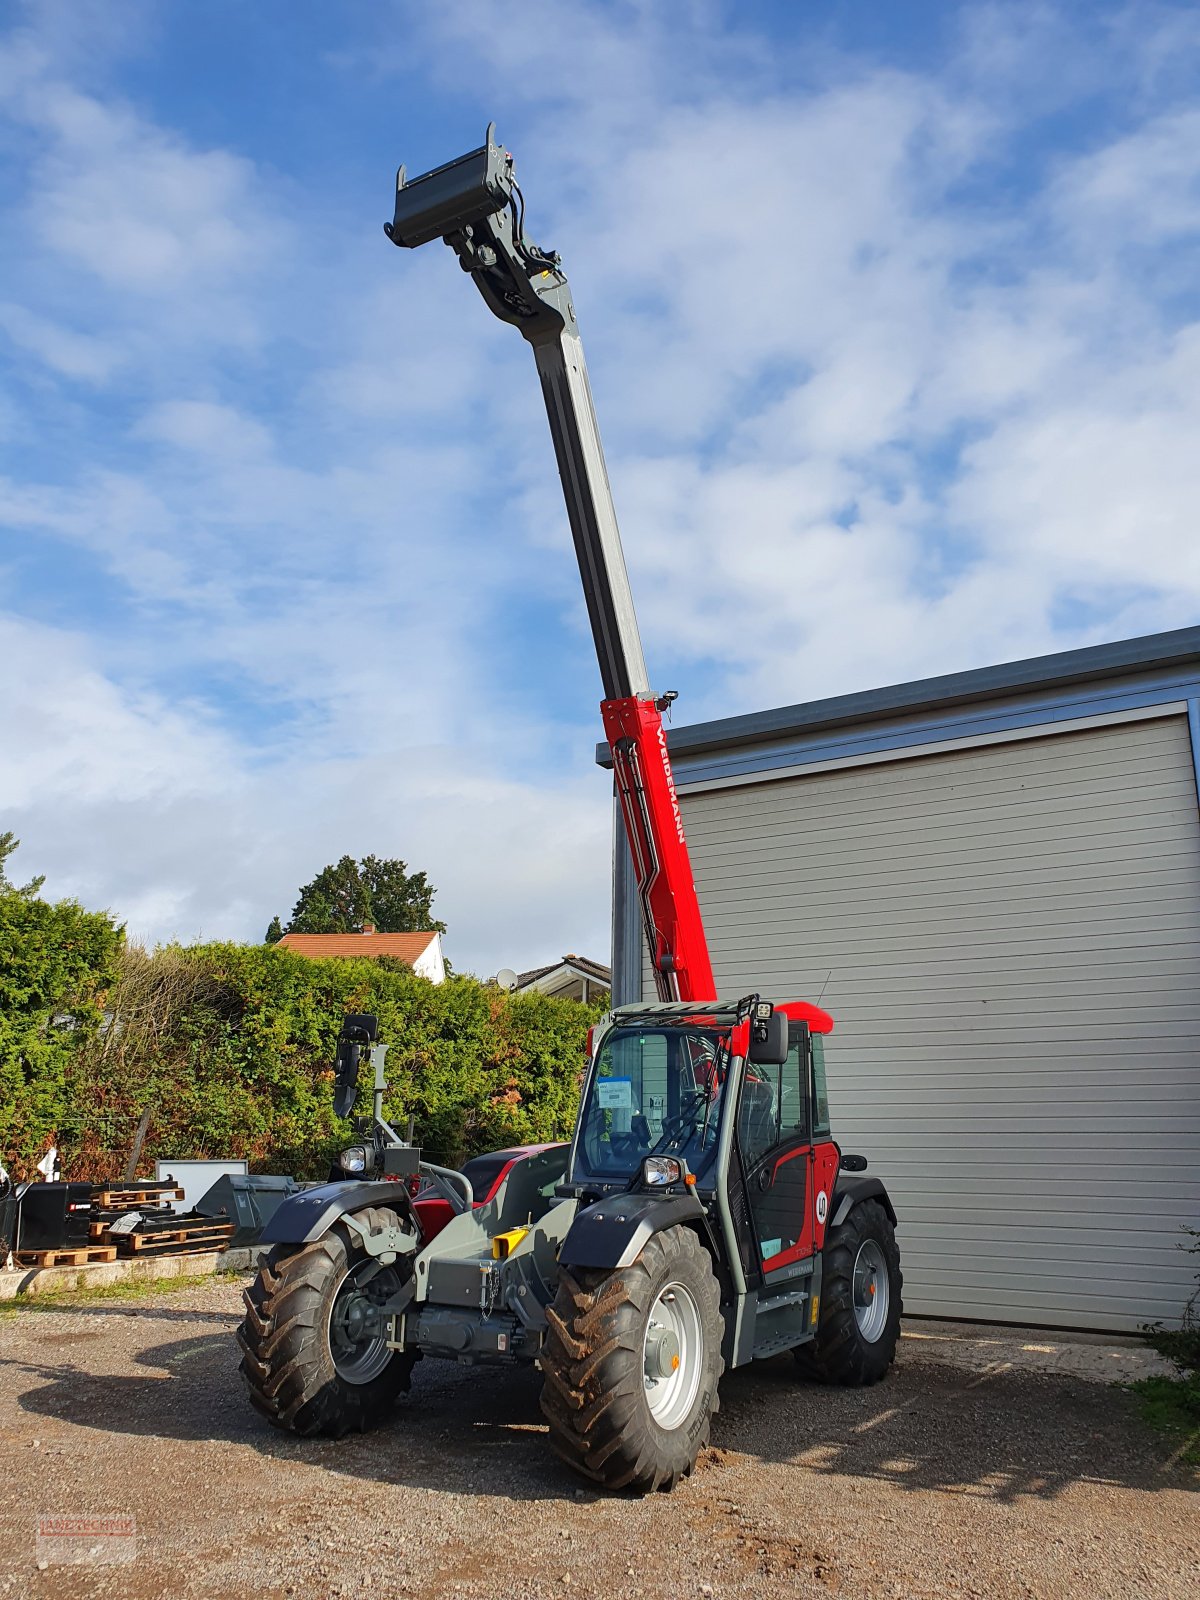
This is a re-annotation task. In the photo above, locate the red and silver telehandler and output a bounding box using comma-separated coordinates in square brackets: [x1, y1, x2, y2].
[237, 126, 901, 1493]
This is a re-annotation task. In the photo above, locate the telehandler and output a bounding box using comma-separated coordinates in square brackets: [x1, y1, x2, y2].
[237, 127, 901, 1492]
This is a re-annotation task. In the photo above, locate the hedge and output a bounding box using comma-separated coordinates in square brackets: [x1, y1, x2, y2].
[1, 926, 603, 1182]
[0, 889, 123, 1169]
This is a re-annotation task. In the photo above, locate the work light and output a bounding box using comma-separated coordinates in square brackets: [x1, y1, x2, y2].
[337, 1146, 368, 1174]
[642, 1156, 683, 1187]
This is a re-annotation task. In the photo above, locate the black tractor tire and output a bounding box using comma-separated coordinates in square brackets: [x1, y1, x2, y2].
[794, 1198, 902, 1386]
[237, 1206, 418, 1437]
[539, 1224, 723, 1494]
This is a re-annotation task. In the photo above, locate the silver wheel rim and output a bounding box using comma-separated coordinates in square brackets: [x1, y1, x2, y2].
[642, 1281, 703, 1430]
[329, 1259, 401, 1383]
[853, 1239, 889, 1343]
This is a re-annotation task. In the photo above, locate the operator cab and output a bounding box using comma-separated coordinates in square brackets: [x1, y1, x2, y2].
[574, 1021, 730, 1190]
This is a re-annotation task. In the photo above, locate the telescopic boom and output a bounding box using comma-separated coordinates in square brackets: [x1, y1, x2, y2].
[386, 124, 715, 1002]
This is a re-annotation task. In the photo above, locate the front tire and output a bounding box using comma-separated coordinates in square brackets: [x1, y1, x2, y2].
[540, 1224, 723, 1493]
[237, 1206, 418, 1436]
[795, 1198, 902, 1385]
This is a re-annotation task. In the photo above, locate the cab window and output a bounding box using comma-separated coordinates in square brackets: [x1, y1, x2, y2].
[811, 1034, 831, 1138]
[737, 1032, 808, 1168]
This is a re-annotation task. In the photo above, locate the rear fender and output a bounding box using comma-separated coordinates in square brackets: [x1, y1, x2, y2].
[258, 1180, 416, 1245]
[557, 1189, 706, 1271]
[829, 1175, 897, 1230]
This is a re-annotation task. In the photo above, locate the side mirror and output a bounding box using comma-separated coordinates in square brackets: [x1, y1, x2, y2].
[748, 1010, 788, 1067]
[333, 1014, 378, 1119]
[840, 1153, 868, 1173]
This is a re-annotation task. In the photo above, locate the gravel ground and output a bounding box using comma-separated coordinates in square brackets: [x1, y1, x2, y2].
[0, 1276, 1195, 1600]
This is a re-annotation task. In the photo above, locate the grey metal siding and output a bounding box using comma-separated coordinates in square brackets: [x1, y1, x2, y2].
[642, 713, 1200, 1331]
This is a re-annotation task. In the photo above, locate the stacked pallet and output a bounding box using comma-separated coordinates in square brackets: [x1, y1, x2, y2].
[15, 1243, 117, 1268]
[90, 1182, 235, 1259]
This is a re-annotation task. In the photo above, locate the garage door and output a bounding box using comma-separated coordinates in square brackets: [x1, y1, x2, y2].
[642, 713, 1200, 1331]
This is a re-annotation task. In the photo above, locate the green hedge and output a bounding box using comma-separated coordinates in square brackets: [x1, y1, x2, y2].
[2, 931, 602, 1182]
[0, 890, 123, 1168]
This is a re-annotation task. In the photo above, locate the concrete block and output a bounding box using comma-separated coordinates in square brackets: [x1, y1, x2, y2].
[0, 1245, 266, 1301]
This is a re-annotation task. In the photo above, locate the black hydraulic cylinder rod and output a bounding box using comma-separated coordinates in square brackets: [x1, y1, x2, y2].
[385, 125, 650, 703]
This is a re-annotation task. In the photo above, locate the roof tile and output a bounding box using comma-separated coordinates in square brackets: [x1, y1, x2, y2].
[277, 931, 437, 963]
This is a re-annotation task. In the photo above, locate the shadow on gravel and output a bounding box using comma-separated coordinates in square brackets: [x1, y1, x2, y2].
[8, 1331, 580, 1503]
[8, 1322, 1194, 1506]
[710, 1352, 1197, 1502]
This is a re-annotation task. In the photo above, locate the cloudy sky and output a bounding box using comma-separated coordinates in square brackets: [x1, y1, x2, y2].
[2, 0, 1198, 975]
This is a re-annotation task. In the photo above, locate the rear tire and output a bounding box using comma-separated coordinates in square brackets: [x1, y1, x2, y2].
[237, 1206, 418, 1436]
[795, 1198, 901, 1385]
[540, 1224, 723, 1493]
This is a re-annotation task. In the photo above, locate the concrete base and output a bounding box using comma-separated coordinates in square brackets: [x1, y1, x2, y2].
[0, 1244, 268, 1301]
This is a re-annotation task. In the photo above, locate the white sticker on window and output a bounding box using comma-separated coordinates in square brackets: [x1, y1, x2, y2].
[597, 1078, 632, 1109]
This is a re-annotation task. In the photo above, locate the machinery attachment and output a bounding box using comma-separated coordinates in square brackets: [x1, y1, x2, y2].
[386, 123, 573, 346]
[333, 1013, 377, 1119]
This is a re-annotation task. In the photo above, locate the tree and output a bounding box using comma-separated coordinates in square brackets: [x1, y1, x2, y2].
[264, 916, 284, 944]
[0, 832, 45, 898]
[284, 855, 446, 936]
[360, 854, 445, 935]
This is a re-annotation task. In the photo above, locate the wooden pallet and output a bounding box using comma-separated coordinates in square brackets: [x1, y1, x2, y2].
[117, 1223, 234, 1256]
[93, 1186, 184, 1208]
[15, 1245, 118, 1267]
[127, 1244, 231, 1258]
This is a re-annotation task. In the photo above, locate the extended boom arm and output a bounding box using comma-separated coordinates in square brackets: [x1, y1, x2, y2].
[386, 125, 715, 1002]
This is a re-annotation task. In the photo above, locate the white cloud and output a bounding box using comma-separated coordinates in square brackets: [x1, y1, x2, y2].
[0, 302, 124, 382]
[0, 614, 611, 971]
[28, 85, 274, 306]
[136, 400, 274, 459]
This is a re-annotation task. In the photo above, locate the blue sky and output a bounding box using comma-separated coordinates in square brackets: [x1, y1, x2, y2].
[2, 0, 1198, 974]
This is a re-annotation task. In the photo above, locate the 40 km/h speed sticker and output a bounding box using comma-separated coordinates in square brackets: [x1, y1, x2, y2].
[815, 1190, 828, 1224]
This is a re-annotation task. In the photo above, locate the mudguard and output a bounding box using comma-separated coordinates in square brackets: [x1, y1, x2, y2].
[258, 1180, 414, 1246]
[829, 1174, 897, 1230]
[557, 1189, 706, 1271]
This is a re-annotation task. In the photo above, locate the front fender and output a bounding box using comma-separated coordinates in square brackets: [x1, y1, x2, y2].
[558, 1189, 706, 1271]
[258, 1180, 413, 1245]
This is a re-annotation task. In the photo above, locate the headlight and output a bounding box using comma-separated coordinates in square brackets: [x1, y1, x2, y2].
[338, 1145, 367, 1173]
[642, 1156, 682, 1187]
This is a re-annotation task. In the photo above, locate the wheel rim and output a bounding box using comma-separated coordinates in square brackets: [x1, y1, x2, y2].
[642, 1281, 703, 1430]
[328, 1259, 402, 1384]
[852, 1239, 889, 1343]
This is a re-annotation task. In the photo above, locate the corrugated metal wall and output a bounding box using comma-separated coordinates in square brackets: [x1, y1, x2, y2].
[644, 714, 1200, 1330]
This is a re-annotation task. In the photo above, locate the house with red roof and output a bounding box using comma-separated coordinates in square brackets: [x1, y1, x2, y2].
[277, 924, 446, 984]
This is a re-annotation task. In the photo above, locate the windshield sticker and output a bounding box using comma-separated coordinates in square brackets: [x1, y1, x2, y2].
[597, 1077, 633, 1109]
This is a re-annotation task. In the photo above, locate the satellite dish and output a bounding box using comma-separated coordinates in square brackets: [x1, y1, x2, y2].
[495, 968, 519, 991]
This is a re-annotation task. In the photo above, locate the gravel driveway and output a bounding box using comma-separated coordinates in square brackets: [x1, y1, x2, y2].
[0, 1276, 1195, 1600]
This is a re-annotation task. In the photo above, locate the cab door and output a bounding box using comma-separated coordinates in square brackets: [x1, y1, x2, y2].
[735, 1022, 815, 1286]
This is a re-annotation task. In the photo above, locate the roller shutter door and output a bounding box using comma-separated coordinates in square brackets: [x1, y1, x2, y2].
[643, 714, 1200, 1331]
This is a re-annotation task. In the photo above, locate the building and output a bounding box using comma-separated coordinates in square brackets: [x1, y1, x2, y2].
[515, 955, 611, 1003]
[277, 926, 446, 984]
[604, 627, 1200, 1332]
